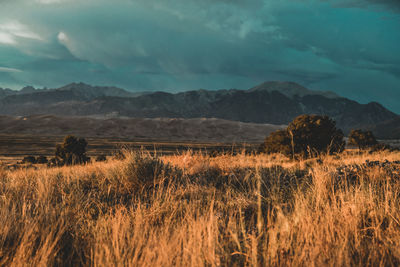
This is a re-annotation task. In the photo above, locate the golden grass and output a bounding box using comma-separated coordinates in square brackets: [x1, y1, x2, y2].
[1, 150, 400, 266]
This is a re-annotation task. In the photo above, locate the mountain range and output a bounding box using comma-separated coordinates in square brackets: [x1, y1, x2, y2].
[0, 81, 398, 138]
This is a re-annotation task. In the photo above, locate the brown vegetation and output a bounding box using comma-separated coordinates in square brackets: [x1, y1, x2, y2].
[348, 129, 378, 149]
[0, 150, 400, 266]
[261, 114, 345, 158]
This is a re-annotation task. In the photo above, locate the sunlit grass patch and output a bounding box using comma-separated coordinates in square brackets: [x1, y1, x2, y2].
[0, 150, 399, 266]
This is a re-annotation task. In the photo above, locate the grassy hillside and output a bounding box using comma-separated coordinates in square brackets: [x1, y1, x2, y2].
[1, 150, 400, 266]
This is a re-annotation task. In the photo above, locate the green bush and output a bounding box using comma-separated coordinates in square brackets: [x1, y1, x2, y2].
[348, 129, 378, 149]
[262, 115, 345, 158]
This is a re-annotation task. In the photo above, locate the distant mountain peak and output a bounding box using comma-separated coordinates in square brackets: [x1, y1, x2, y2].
[20, 86, 36, 93]
[249, 81, 340, 99]
[59, 82, 93, 90]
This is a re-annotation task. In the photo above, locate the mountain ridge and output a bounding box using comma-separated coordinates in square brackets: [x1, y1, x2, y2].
[0, 82, 150, 100]
[0, 81, 398, 138]
[248, 81, 340, 99]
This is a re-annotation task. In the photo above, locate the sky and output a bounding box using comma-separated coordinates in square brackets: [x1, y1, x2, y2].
[0, 0, 399, 112]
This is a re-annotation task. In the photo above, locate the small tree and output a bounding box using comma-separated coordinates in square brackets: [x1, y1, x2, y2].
[348, 129, 378, 149]
[288, 114, 345, 156]
[262, 114, 345, 158]
[55, 135, 89, 165]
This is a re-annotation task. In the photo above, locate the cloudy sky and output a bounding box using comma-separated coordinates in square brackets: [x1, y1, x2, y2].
[0, 0, 399, 111]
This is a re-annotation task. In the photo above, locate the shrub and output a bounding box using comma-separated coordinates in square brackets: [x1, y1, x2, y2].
[36, 156, 48, 164]
[22, 156, 36, 164]
[95, 155, 107, 162]
[262, 130, 292, 155]
[121, 152, 175, 193]
[262, 114, 345, 158]
[55, 135, 89, 165]
[348, 129, 378, 149]
[369, 143, 395, 153]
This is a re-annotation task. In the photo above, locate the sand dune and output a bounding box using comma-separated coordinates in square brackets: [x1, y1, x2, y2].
[0, 115, 285, 143]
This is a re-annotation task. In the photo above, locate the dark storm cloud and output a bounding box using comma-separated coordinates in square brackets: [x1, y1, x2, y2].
[330, 0, 400, 12]
[0, 0, 399, 111]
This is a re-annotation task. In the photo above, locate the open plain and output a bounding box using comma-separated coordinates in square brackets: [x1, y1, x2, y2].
[0, 134, 257, 166]
[1, 148, 400, 266]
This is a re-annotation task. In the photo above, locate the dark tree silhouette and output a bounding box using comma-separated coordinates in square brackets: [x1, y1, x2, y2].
[36, 156, 48, 164]
[262, 130, 292, 155]
[22, 156, 36, 164]
[348, 129, 378, 149]
[95, 155, 107, 162]
[55, 135, 89, 165]
[262, 114, 345, 158]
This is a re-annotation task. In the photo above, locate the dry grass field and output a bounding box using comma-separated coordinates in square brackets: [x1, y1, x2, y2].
[1, 149, 400, 266]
